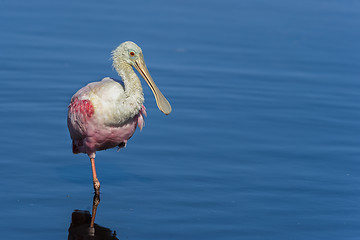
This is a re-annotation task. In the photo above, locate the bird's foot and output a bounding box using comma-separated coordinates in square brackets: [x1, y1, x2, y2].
[117, 141, 127, 151]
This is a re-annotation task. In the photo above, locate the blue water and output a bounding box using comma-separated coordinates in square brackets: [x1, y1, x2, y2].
[0, 0, 359, 239]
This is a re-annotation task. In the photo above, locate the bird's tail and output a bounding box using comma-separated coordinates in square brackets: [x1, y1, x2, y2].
[72, 141, 80, 154]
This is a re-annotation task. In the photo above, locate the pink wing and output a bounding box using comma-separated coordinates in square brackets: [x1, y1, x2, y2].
[67, 82, 100, 142]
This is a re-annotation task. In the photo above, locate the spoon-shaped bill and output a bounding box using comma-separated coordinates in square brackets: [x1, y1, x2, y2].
[134, 56, 172, 115]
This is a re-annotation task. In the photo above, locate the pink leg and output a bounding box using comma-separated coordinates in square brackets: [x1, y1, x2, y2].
[90, 157, 100, 195]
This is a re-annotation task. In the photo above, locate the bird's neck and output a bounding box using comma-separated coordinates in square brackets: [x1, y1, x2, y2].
[115, 61, 144, 115]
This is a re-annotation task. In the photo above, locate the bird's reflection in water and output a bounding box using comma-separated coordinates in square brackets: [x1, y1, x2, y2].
[68, 194, 118, 240]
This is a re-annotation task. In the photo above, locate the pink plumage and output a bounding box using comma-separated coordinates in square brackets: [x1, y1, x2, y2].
[68, 96, 146, 158]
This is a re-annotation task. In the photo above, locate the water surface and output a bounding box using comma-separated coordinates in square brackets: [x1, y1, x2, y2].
[0, 0, 359, 239]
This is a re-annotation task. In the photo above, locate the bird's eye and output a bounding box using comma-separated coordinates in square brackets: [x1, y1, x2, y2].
[129, 51, 135, 56]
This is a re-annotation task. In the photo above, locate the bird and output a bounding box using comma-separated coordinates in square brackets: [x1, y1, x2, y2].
[67, 41, 171, 195]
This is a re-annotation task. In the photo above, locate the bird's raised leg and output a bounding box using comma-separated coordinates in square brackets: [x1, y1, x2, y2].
[90, 157, 100, 195]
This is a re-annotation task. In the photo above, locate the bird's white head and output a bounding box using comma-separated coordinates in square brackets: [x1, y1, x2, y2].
[112, 41, 143, 66]
[112, 41, 172, 115]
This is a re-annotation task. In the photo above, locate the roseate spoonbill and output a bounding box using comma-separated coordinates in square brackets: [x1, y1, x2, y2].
[67, 41, 171, 194]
